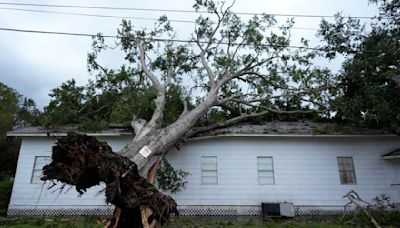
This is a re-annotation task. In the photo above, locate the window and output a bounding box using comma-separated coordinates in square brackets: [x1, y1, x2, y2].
[31, 156, 51, 184]
[337, 157, 357, 184]
[257, 156, 275, 185]
[201, 156, 217, 185]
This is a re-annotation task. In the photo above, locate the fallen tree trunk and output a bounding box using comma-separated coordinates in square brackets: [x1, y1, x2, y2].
[41, 132, 178, 228]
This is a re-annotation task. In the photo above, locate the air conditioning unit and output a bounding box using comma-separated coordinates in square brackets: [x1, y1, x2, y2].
[261, 202, 294, 217]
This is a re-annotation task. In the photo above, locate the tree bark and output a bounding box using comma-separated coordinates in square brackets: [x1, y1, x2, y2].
[41, 132, 178, 228]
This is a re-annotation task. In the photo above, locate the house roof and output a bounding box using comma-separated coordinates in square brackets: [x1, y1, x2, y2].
[7, 121, 398, 138]
[7, 125, 132, 137]
[193, 121, 398, 138]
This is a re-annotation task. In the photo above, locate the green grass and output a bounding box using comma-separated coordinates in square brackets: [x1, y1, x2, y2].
[0, 218, 104, 228]
[0, 217, 350, 228]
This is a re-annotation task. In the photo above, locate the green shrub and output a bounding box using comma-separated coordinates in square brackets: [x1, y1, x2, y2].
[0, 177, 13, 216]
[341, 194, 400, 227]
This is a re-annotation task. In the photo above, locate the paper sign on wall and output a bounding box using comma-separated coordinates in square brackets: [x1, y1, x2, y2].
[139, 146, 152, 158]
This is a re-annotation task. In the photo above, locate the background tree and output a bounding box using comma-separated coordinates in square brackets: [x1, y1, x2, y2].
[0, 82, 41, 177]
[0, 82, 21, 178]
[318, 0, 400, 133]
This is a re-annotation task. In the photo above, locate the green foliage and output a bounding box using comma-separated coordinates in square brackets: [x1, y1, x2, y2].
[42, 79, 85, 127]
[0, 83, 19, 135]
[156, 159, 189, 193]
[0, 177, 13, 216]
[42, 68, 187, 130]
[318, 0, 400, 133]
[78, 119, 109, 132]
[0, 137, 21, 178]
[341, 194, 400, 227]
[0, 82, 40, 177]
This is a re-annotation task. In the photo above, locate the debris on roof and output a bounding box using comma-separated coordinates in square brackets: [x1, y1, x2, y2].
[7, 125, 132, 137]
[194, 120, 394, 137]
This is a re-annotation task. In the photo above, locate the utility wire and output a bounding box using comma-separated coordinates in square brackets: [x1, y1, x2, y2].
[0, 27, 326, 51]
[0, 27, 383, 54]
[0, 7, 319, 31]
[0, 2, 383, 20]
[0, 7, 196, 24]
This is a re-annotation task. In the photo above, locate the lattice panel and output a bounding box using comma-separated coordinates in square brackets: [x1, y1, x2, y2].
[7, 208, 114, 218]
[178, 206, 261, 216]
[8, 206, 349, 218]
[294, 206, 350, 216]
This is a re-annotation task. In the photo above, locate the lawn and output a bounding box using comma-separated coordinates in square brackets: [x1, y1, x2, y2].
[0, 217, 352, 228]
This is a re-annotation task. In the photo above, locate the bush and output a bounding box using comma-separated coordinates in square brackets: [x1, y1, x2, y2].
[0, 177, 13, 216]
[341, 194, 400, 227]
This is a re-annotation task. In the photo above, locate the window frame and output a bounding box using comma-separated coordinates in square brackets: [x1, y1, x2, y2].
[201, 156, 218, 185]
[257, 156, 275, 185]
[31, 156, 51, 184]
[337, 156, 357, 185]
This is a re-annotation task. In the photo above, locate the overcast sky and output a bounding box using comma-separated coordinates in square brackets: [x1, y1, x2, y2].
[0, 0, 379, 109]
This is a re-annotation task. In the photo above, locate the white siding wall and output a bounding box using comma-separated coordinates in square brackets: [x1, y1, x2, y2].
[8, 135, 400, 211]
[167, 136, 400, 207]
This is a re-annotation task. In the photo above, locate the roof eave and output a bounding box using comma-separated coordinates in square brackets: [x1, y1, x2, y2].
[190, 133, 399, 141]
[7, 132, 398, 138]
[382, 155, 400, 160]
[7, 133, 133, 137]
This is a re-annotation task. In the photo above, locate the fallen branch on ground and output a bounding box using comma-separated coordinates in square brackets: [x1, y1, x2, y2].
[344, 190, 381, 228]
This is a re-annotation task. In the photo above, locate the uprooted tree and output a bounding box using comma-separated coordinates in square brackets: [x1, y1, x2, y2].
[41, 0, 339, 227]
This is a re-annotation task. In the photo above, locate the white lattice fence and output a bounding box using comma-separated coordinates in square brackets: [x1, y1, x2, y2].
[7, 208, 114, 218]
[8, 205, 349, 218]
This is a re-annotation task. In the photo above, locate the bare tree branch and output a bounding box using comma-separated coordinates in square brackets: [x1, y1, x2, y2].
[229, 98, 324, 114]
[217, 55, 278, 88]
[179, 97, 189, 117]
[137, 41, 167, 135]
[185, 110, 270, 137]
[165, 55, 174, 89]
[138, 41, 162, 92]
[217, 84, 332, 106]
[194, 2, 234, 90]
[344, 190, 381, 228]
[199, 50, 216, 89]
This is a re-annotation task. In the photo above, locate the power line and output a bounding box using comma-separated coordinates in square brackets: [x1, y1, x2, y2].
[0, 7, 319, 31]
[0, 2, 382, 20]
[0, 26, 386, 54]
[0, 7, 195, 24]
[0, 27, 326, 51]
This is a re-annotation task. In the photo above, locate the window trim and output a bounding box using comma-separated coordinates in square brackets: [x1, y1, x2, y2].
[337, 156, 357, 185]
[257, 156, 275, 185]
[201, 156, 218, 185]
[31, 156, 50, 184]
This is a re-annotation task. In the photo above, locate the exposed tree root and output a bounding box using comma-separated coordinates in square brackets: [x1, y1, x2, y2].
[41, 132, 178, 228]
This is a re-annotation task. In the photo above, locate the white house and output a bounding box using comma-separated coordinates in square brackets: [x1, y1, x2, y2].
[6, 121, 400, 217]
